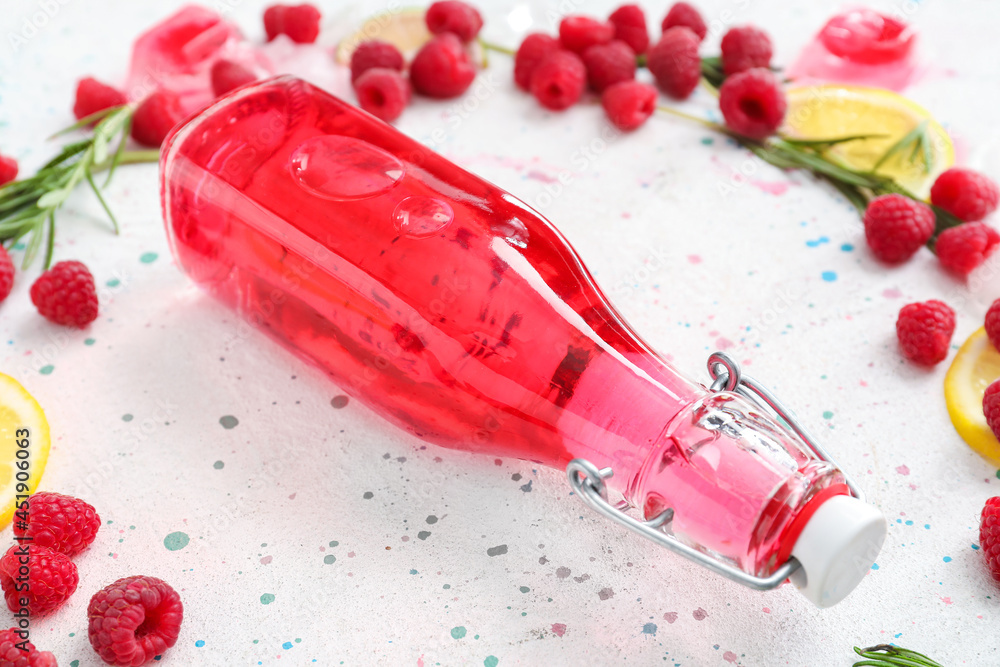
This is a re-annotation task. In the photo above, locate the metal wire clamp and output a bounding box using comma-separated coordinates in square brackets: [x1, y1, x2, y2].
[565, 351, 864, 591]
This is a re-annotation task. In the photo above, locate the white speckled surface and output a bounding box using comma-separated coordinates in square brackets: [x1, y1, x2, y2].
[1, 1, 1000, 665]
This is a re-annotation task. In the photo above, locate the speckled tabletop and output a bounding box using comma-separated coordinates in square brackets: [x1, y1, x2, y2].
[2, 1, 1000, 665]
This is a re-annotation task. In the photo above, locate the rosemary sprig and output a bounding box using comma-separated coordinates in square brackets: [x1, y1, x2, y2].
[852, 644, 943, 667]
[0, 104, 160, 269]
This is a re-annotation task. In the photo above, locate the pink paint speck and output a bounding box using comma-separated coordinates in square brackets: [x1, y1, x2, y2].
[417, 655, 424, 667]
[761, 607, 770, 614]
[896, 465, 910, 476]
[882, 287, 903, 299]
[749, 180, 790, 196]
[940, 596, 953, 605]
[663, 612, 678, 623]
[714, 337, 734, 350]
[260, 556, 272, 565]
[692, 607, 708, 621]
[347, 551, 355, 558]
[526, 169, 559, 184]
[288, 493, 296, 500]
[687, 254, 702, 264]
[723, 651, 739, 663]
[551, 623, 567, 637]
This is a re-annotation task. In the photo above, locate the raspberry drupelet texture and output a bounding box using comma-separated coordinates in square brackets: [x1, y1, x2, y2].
[661, 2, 707, 42]
[263, 4, 321, 44]
[354, 68, 411, 122]
[0, 627, 57, 667]
[935, 222, 1000, 276]
[647, 27, 701, 99]
[602, 81, 657, 131]
[529, 50, 587, 111]
[350, 40, 405, 83]
[985, 385, 1000, 445]
[13, 492, 101, 557]
[0, 544, 78, 614]
[980, 496, 1000, 583]
[73, 77, 128, 122]
[582, 40, 636, 92]
[30, 260, 99, 328]
[718, 67, 786, 140]
[410, 33, 476, 99]
[131, 90, 184, 148]
[930, 168, 1000, 223]
[895, 300, 955, 366]
[88, 576, 183, 667]
[425, 1, 483, 42]
[721, 25, 773, 75]
[0, 154, 19, 187]
[986, 299, 1000, 351]
[210, 60, 257, 98]
[514, 33, 561, 91]
[0, 246, 13, 304]
[559, 16, 615, 53]
[863, 194, 936, 264]
[608, 4, 649, 55]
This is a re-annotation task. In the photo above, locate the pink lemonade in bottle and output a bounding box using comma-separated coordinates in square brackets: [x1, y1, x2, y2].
[160, 77, 886, 607]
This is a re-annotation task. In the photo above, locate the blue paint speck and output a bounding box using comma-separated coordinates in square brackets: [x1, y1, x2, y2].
[905, 520, 913, 526]
[871, 563, 880, 570]
[924, 524, 930, 529]
[805, 236, 830, 248]
[943, 556, 952, 563]
[972, 544, 981, 550]
[841, 243, 854, 252]
[642, 622, 657, 636]
[821, 271, 837, 282]
[195, 640, 205, 648]
[282, 642, 293, 650]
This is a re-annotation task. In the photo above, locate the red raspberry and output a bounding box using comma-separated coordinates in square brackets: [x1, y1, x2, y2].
[514, 33, 560, 91]
[608, 4, 649, 55]
[718, 67, 786, 140]
[602, 81, 657, 131]
[354, 68, 411, 122]
[131, 90, 184, 148]
[0, 544, 78, 614]
[263, 4, 321, 44]
[0, 627, 57, 667]
[88, 576, 183, 667]
[30, 260, 99, 328]
[721, 25, 773, 76]
[863, 194, 935, 264]
[661, 2, 707, 42]
[981, 496, 1000, 583]
[559, 16, 615, 54]
[73, 77, 127, 122]
[410, 33, 476, 99]
[986, 299, 1000, 350]
[935, 222, 1000, 276]
[210, 60, 257, 97]
[647, 27, 701, 99]
[350, 40, 405, 83]
[425, 1, 483, 43]
[895, 300, 955, 366]
[930, 168, 1000, 223]
[530, 51, 586, 111]
[0, 246, 13, 304]
[582, 40, 636, 92]
[14, 492, 101, 557]
[0, 154, 17, 187]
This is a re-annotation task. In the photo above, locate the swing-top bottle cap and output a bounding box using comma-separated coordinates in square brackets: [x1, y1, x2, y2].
[788, 494, 887, 607]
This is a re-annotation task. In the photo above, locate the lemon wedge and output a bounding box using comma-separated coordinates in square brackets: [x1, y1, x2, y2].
[334, 7, 431, 65]
[944, 328, 1000, 465]
[0, 373, 51, 529]
[783, 85, 953, 199]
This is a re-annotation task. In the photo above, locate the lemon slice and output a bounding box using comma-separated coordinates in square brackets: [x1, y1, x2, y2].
[944, 327, 1000, 465]
[783, 85, 953, 199]
[0, 373, 51, 528]
[334, 7, 431, 65]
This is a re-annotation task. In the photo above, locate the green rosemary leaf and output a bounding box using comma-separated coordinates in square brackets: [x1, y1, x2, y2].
[872, 121, 928, 173]
[21, 217, 45, 269]
[86, 172, 118, 234]
[47, 106, 119, 139]
[43, 213, 55, 269]
[780, 134, 889, 148]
